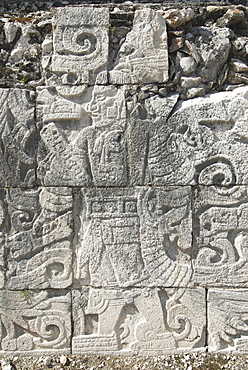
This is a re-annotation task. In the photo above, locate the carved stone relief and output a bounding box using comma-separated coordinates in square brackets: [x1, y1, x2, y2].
[72, 287, 205, 355]
[193, 185, 248, 287]
[208, 289, 248, 352]
[0, 4, 248, 356]
[50, 7, 109, 85]
[75, 187, 192, 288]
[37, 85, 127, 186]
[0, 290, 71, 354]
[0, 89, 36, 187]
[6, 187, 73, 290]
[109, 9, 169, 84]
[129, 86, 248, 186]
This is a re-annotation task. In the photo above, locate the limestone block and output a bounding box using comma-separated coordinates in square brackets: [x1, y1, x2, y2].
[6, 187, 73, 290]
[0, 89, 36, 187]
[37, 85, 127, 187]
[72, 287, 205, 355]
[75, 187, 192, 288]
[0, 190, 5, 289]
[50, 7, 109, 84]
[109, 9, 168, 84]
[129, 86, 248, 185]
[193, 186, 248, 287]
[0, 290, 71, 354]
[208, 289, 248, 352]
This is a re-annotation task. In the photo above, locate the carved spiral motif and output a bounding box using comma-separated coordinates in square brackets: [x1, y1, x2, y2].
[34, 314, 67, 348]
[62, 28, 97, 56]
[196, 158, 236, 191]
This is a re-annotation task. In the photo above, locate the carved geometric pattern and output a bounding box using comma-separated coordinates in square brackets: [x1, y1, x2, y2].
[72, 287, 206, 355]
[208, 289, 248, 352]
[0, 4, 248, 356]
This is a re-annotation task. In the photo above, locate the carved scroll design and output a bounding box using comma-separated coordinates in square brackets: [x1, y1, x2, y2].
[0, 290, 71, 352]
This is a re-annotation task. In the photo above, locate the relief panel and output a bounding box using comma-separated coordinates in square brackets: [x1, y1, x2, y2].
[75, 187, 192, 288]
[208, 289, 248, 352]
[0, 89, 36, 187]
[129, 86, 248, 186]
[109, 9, 168, 84]
[50, 7, 109, 85]
[6, 187, 73, 290]
[72, 287, 205, 355]
[0, 189, 5, 289]
[193, 186, 248, 287]
[37, 85, 127, 187]
[0, 290, 71, 354]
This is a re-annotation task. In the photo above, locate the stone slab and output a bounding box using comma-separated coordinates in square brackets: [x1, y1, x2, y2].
[208, 289, 248, 352]
[109, 9, 169, 84]
[193, 186, 248, 287]
[129, 86, 248, 186]
[0, 290, 71, 354]
[50, 7, 109, 85]
[37, 85, 127, 187]
[72, 287, 206, 355]
[0, 89, 36, 187]
[74, 186, 192, 288]
[0, 189, 5, 289]
[5, 187, 73, 290]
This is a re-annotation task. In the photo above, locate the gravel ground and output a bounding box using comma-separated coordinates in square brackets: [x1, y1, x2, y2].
[1, 353, 248, 370]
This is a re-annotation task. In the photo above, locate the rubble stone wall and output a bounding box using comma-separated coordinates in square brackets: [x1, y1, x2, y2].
[0, 0, 248, 355]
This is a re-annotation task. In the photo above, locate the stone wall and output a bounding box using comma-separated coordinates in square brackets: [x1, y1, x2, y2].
[0, 1, 248, 356]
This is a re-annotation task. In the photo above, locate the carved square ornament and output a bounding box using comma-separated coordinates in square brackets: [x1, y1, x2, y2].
[51, 7, 109, 84]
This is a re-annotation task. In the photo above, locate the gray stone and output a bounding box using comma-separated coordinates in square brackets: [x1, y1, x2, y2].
[4, 22, 19, 43]
[190, 26, 231, 86]
[217, 8, 245, 27]
[1, 359, 13, 370]
[50, 7, 109, 85]
[185, 87, 205, 99]
[178, 56, 197, 76]
[75, 187, 192, 288]
[180, 76, 202, 88]
[109, 9, 168, 84]
[208, 289, 248, 351]
[0, 290, 71, 354]
[6, 187, 73, 290]
[193, 186, 248, 287]
[129, 86, 248, 186]
[0, 89, 36, 187]
[43, 357, 52, 366]
[37, 85, 127, 187]
[230, 59, 248, 73]
[163, 8, 195, 29]
[59, 355, 67, 365]
[8, 24, 41, 65]
[72, 287, 205, 355]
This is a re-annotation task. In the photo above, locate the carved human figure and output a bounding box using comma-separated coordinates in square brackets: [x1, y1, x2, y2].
[75, 85, 128, 186]
[38, 85, 127, 187]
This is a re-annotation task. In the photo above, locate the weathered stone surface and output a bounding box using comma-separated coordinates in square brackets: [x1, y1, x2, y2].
[129, 86, 248, 186]
[50, 7, 109, 85]
[37, 85, 127, 187]
[0, 89, 36, 187]
[163, 8, 195, 29]
[75, 187, 192, 288]
[208, 289, 248, 352]
[189, 26, 231, 85]
[109, 9, 168, 84]
[0, 290, 71, 354]
[72, 287, 205, 355]
[0, 189, 5, 289]
[0, 2, 248, 357]
[6, 187, 73, 290]
[193, 186, 248, 287]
